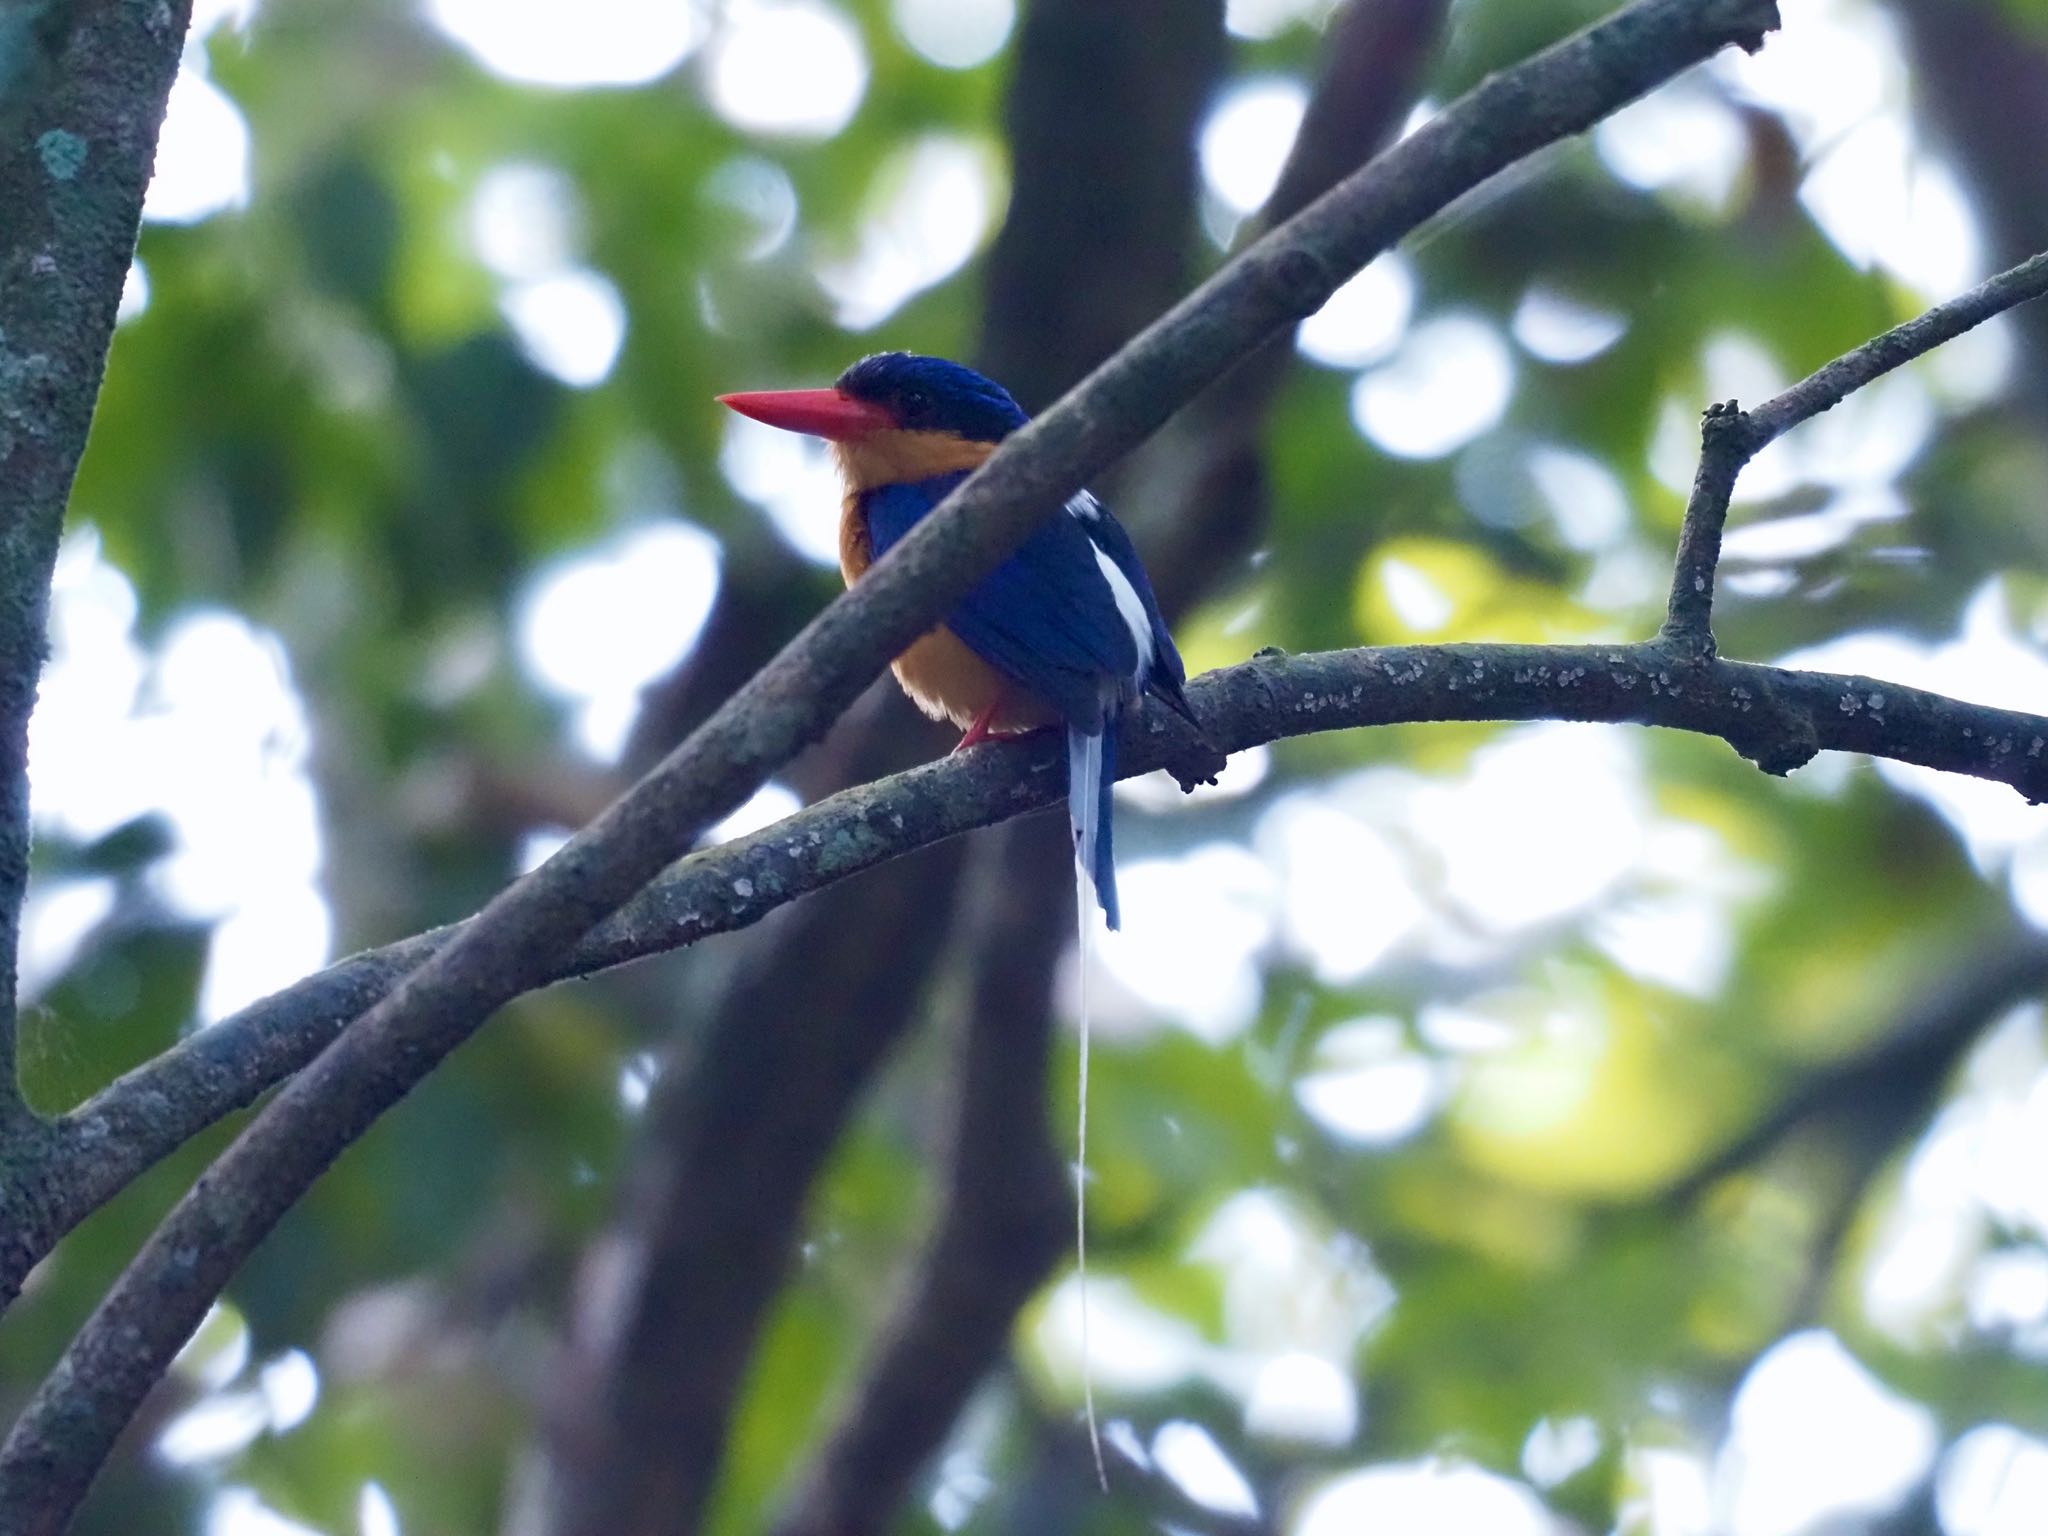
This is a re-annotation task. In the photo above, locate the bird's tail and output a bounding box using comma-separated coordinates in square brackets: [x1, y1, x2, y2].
[1066, 723, 1119, 930]
[1066, 720, 1115, 1488]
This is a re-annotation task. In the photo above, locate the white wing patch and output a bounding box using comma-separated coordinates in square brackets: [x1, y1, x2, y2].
[1066, 490, 1104, 522]
[1090, 542, 1155, 682]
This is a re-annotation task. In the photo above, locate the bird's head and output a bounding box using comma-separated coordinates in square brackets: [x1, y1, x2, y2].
[719, 352, 1028, 492]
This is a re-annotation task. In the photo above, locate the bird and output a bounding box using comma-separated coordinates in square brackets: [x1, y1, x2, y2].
[720, 352, 1207, 1487]
[717, 351, 1203, 931]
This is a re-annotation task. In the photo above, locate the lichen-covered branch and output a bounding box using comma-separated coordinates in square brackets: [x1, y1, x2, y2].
[0, 0, 193, 1121]
[21, 625, 2048, 1282]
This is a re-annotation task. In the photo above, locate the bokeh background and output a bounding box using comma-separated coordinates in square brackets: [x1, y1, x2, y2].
[7, 0, 2048, 1531]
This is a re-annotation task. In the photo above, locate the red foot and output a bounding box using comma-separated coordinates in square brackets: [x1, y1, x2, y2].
[953, 700, 1031, 754]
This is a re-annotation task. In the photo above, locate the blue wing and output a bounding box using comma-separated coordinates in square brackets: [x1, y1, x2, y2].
[864, 473, 1202, 931]
[1069, 490, 1190, 700]
[864, 474, 1143, 728]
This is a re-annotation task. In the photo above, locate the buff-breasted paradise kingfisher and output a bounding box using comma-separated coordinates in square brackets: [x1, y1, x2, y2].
[718, 351, 1202, 931]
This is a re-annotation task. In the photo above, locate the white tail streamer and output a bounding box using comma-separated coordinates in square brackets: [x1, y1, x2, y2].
[1066, 724, 1108, 1489]
[1074, 847, 1106, 1491]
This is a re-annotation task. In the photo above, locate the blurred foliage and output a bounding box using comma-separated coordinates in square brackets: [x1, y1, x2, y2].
[10, 0, 2048, 1532]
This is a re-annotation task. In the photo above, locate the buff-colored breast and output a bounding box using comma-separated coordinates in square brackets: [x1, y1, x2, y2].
[888, 626, 1054, 732]
[834, 428, 1053, 733]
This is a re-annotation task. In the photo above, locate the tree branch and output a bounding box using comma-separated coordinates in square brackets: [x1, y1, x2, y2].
[1659, 399, 1750, 657]
[977, 0, 1225, 409]
[534, 845, 974, 1536]
[0, 2, 1791, 1522]
[17, 621, 2048, 1305]
[1659, 249, 2048, 655]
[1665, 932, 2048, 1332]
[0, 0, 192, 1122]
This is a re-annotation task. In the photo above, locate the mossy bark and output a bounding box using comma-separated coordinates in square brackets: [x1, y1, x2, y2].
[0, 0, 195, 1104]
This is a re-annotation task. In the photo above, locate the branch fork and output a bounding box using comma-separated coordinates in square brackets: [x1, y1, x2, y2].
[1657, 397, 1751, 661]
[1648, 249, 2048, 731]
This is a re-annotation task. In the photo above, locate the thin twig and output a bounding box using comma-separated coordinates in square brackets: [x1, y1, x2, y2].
[0, 3, 1783, 1524]
[1660, 250, 2048, 651]
[1747, 250, 2048, 448]
[1659, 400, 1749, 656]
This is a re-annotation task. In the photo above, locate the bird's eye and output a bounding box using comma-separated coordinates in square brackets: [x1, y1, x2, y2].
[905, 390, 930, 416]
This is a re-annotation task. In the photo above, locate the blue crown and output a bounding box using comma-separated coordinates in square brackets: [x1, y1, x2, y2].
[836, 353, 1029, 444]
